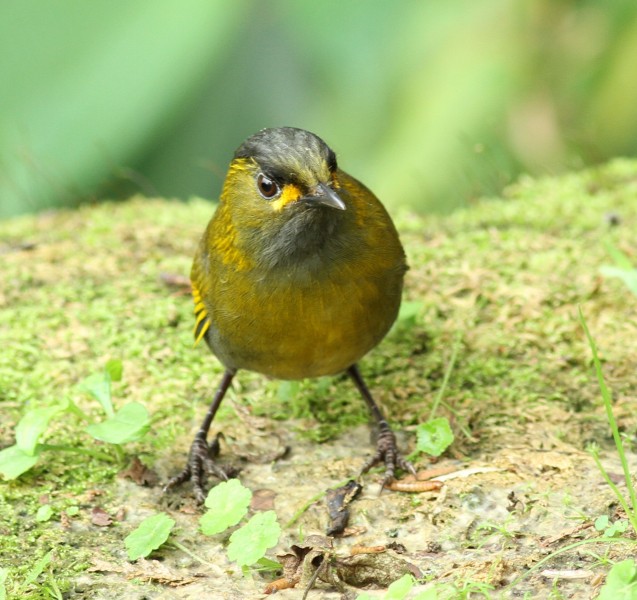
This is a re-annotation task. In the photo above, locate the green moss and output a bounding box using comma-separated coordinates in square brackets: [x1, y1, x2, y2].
[1, 160, 637, 594]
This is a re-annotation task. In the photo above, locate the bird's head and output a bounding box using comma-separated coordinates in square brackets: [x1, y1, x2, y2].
[216, 127, 351, 266]
[222, 127, 345, 215]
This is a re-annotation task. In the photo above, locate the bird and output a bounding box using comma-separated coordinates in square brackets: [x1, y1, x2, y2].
[166, 127, 415, 503]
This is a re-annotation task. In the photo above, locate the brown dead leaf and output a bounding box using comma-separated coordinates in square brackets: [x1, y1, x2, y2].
[335, 551, 422, 587]
[132, 558, 198, 587]
[91, 507, 113, 527]
[350, 545, 386, 555]
[119, 456, 159, 487]
[250, 488, 277, 511]
[326, 480, 362, 535]
[338, 525, 367, 537]
[85, 489, 104, 502]
[88, 558, 134, 575]
[271, 534, 421, 594]
[89, 557, 198, 587]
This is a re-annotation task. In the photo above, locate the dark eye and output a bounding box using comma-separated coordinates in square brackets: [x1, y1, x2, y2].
[256, 173, 280, 199]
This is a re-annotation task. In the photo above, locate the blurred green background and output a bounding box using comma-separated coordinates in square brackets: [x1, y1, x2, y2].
[2, 0, 637, 219]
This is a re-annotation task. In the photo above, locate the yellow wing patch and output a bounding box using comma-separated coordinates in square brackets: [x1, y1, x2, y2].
[192, 283, 211, 346]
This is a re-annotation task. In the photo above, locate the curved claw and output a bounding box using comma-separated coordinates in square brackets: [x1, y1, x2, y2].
[164, 432, 232, 504]
[360, 420, 415, 491]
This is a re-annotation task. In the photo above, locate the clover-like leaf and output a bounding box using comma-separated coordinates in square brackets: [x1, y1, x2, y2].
[594, 515, 610, 531]
[598, 559, 637, 600]
[85, 401, 150, 444]
[412, 588, 440, 600]
[124, 513, 175, 561]
[200, 479, 252, 536]
[386, 573, 415, 599]
[226, 510, 281, 567]
[36, 505, 54, 522]
[416, 417, 454, 457]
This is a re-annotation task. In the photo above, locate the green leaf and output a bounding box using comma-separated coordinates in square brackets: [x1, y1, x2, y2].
[595, 515, 610, 531]
[0, 445, 40, 479]
[105, 359, 123, 382]
[36, 505, 54, 522]
[124, 513, 175, 561]
[386, 573, 415, 599]
[416, 417, 454, 457]
[396, 300, 424, 327]
[23, 551, 52, 587]
[600, 266, 637, 296]
[226, 510, 281, 567]
[412, 587, 440, 600]
[15, 405, 65, 455]
[598, 559, 637, 600]
[604, 519, 628, 538]
[604, 240, 634, 270]
[0, 568, 8, 600]
[85, 401, 150, 444]
[200, 479, 252, 536]
[79, 372, 114, 418]
[254, 557, 283, 572]
[601, 241, 637, 296]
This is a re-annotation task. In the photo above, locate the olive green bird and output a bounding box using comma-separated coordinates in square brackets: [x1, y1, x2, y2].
[166, 127, 415, 502]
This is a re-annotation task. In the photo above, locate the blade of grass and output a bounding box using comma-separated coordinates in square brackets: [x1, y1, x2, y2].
[590, 447, 637, 535]
[429, 331, 462, 420]
[284, 478, 353, 528]
[579, 306, 637, 531]
[168, 540, 215, 567]
[38, 443, 118, 463]
[507, 537, 637, 591]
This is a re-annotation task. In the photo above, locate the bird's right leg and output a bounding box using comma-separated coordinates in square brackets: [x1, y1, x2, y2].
[164, 368, 236, 503]
[347, 364, 416, 489]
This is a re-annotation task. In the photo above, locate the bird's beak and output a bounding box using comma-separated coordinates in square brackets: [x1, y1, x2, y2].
[302, 182, 346, 210]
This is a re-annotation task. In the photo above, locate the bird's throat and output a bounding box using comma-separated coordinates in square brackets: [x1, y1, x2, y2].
[256, 207, 343, 270]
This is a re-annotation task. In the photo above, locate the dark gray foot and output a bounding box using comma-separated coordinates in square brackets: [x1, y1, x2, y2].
[360, 420, 416, 490]
[164, 432, 231, 504]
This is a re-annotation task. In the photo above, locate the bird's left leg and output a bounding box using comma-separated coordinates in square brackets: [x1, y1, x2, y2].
[164, 368, 236, 503]
[347, 364, 416, 488]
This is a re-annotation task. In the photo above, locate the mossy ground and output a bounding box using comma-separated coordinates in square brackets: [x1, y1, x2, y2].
[1, 159, 637, 599]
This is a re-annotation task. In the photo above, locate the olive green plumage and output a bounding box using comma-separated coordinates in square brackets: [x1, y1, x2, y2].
[166, 128, 413, 503]
[191, 127, 407, 380]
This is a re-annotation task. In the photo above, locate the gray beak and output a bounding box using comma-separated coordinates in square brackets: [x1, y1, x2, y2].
[303, 182, 346, 210]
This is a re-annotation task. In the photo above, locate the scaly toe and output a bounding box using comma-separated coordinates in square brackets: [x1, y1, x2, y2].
[361, 420, 412, 490]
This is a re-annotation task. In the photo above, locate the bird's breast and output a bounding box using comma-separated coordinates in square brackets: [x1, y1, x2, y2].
[204, 255, 404, 380]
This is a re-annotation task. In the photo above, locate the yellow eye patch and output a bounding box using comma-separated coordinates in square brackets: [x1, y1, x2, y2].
[271, 184, 302, 212]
